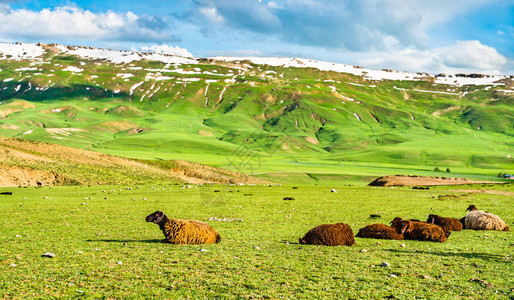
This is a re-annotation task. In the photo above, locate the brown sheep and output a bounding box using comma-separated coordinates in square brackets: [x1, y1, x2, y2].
[299, 223, 355, 246]
[145, 211, 221, 244]
[392, 219, 448, 243]
[355, 223, 404, 240]
[427, 214, 463, 232]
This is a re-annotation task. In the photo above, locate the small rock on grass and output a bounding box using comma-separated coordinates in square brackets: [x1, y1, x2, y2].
[117, 261, 123, 265]
[330, 189, 337, 193]
[469, 278, 493, 287]
[389, 274, 397, 278]
[420, 275, 431, 279]
[200, 249, 209, 252]
[376, 241, 382, 245]
[254, 246, 262, 251]
[361, 249, 368, 253]
[400, 244, 406, 248]
[10, 264, 17, 267]
[380, 261, 390, 267]
[42, 252, 55, 258]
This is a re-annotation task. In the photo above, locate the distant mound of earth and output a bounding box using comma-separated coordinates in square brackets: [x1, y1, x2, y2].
[368, 175, 495, 187]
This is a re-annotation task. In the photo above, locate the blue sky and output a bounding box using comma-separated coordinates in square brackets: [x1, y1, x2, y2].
[0, 0, 512, 74]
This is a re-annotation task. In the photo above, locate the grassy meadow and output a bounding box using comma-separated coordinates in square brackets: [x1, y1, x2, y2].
[1, 183, 512, 299]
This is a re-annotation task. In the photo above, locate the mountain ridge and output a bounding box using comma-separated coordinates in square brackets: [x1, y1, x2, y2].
[0, 41, 513, 181]
[1, 42, 512, 86]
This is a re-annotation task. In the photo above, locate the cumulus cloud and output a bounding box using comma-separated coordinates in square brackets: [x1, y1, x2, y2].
[0, 5, 176, 43]
[138, 44, 193, 57]
[358, 40, 509, 74]
[177, 0, 429, 51]
[436, 40, 508, 70]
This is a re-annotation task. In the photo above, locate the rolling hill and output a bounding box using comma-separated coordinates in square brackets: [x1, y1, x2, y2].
[0, 42, 513, 184]
[0, 137, 267, 187]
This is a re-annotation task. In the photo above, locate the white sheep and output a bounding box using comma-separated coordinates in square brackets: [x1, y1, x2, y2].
[464, 205, 509, 231]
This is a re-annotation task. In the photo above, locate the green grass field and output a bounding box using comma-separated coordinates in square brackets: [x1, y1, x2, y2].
[1, 184, 512, 299]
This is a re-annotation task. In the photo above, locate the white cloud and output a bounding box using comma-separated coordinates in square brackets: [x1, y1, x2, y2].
[357, 41, 509, 74]
[0, 5, 174, 43]
[209, 49, 265, 57]
[436, 40, 508, 70]
[409, 0, 501, 28]
[179, 0, 427, 51]
[200, 7, 225, 24]
[267, 1, 279, 9]
[139, 44, 193, 57]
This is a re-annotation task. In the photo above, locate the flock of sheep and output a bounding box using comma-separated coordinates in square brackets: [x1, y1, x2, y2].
[146, 204, 509, 246]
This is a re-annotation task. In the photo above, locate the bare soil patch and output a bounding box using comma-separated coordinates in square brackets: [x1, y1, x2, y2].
[368, 175, 496, 187]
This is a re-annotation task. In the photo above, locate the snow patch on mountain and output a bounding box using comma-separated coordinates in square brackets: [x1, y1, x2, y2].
[212, 56, 510, 86]
[0, 42, 44, 60]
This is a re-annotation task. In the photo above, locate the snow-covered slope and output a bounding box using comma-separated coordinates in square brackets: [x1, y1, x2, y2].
[0, 42, 44, 60]
[54, 44, 197, 65]
[0, 42, 510, 86]
[212, 56, 511, 86]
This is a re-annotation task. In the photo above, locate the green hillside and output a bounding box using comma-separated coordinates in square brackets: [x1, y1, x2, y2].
[0, 46, 513, 183]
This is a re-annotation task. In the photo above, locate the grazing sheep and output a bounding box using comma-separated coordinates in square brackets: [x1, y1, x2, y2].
[145, 211, 221, 244]
[464, 205, 509, 231]
[426, 214, 463, 232]
[356, 223, 404, 240]
[299, 223, 355, 246]
[391, 218, 448, 242]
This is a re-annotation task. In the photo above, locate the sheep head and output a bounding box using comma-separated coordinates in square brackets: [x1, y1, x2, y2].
[146, 211, 166, 224]
[465, 205, 478, 211]
[392, 220, 412, 234]
[427, 214, 437, 224]
[399, 221, 413, 234]
[390, 217, 403, 227]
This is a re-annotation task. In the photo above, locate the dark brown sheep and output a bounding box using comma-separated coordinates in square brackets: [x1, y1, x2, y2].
[146, 211, 221, 244]
[299, 223, 355, 246]
[390, 217, 426, 228]
[459, 217, 466, 229]
[392, 219, 448, 243]
[427, 214, 463, 232]
[356, 223, 404, 240]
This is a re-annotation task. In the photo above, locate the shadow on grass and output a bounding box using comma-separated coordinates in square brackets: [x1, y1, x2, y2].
[86, 239, 162, 244]
[384, 249, 506, 262]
